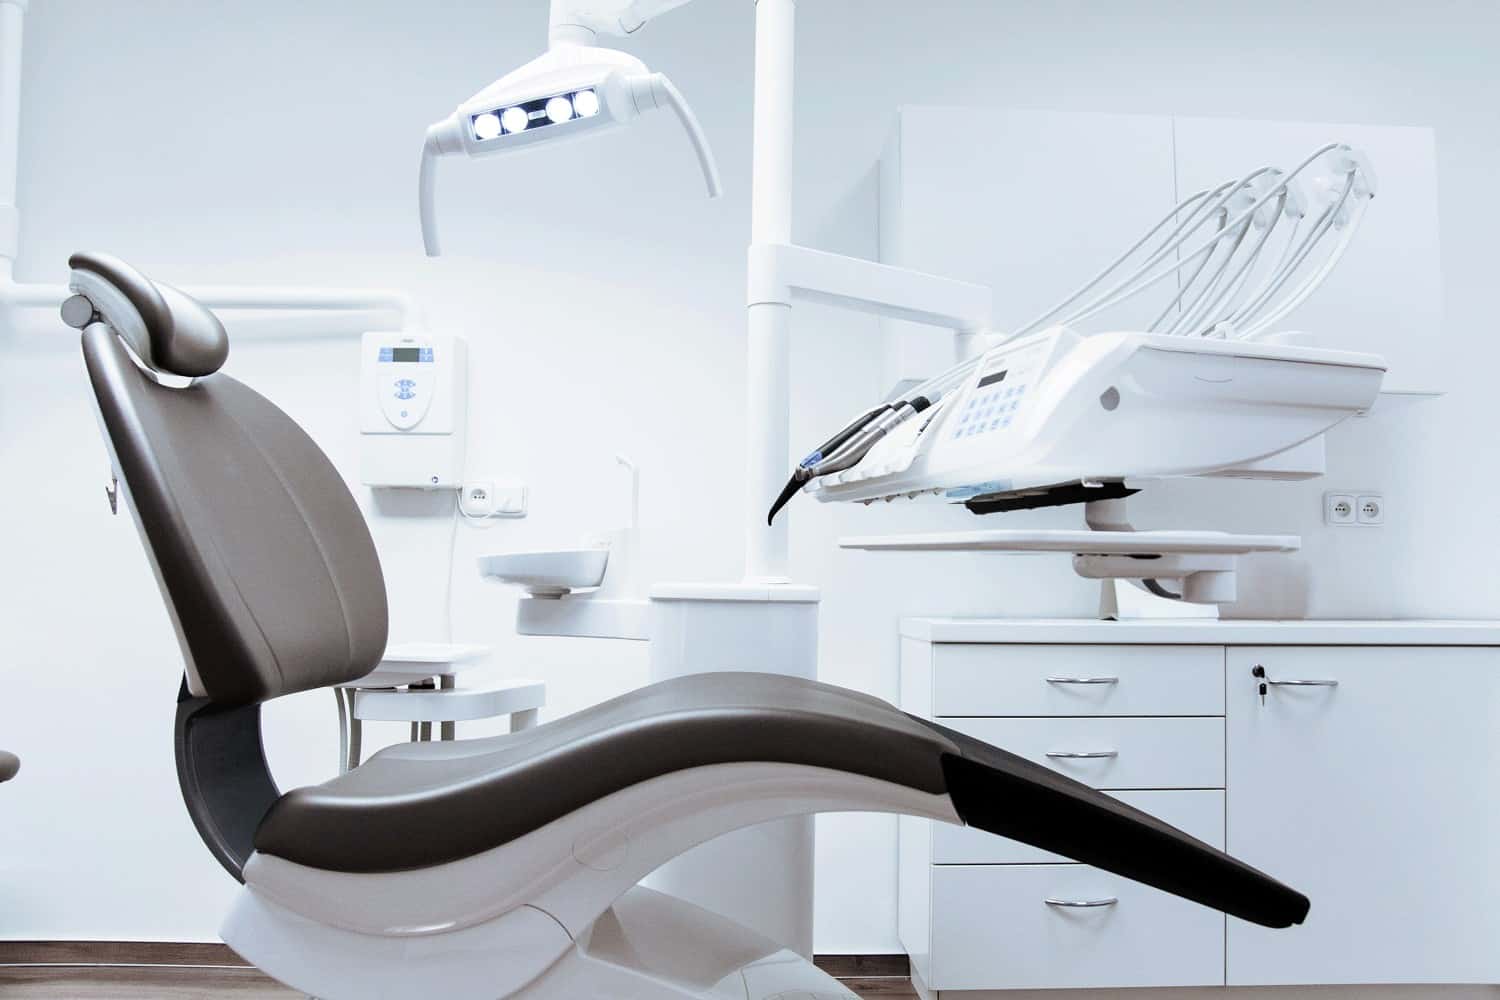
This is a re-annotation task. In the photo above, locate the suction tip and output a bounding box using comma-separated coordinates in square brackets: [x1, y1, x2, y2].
[767, 471, 809, 525]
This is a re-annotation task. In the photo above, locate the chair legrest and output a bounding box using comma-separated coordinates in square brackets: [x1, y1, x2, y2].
[254, 671, 1308, 930]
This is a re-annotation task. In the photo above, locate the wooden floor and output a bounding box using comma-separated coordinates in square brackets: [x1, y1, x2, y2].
[0, 957, 917, 999]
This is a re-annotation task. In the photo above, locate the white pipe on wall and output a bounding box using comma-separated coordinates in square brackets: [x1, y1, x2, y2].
[0, 0, 419, 335]
[0, 0, 27, 262]
[0, 264, 420, 335]
[743, 0, 796, 583]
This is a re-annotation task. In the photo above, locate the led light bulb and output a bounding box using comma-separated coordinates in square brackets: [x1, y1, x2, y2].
[473, 112, 502, 140]
[500, 106, 529, 134]
[572, 89, 600, 118]
[545, 95, 574, 124]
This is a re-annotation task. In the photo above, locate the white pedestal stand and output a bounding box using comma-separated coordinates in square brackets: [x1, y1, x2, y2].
[644, 582, 820, 957]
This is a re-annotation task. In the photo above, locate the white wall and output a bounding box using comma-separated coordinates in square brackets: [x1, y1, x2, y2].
[0, 0, 1497, 968]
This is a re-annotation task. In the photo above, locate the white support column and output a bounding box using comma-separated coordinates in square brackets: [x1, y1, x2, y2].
[744, 0, 795, 583]
[647, 0, 815, 960]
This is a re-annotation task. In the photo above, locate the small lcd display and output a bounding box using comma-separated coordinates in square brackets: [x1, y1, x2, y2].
[978, 369, 1008, 388]
[392, 347, 422, 363]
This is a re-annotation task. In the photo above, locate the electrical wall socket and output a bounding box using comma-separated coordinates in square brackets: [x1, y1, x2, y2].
[1324, 492, 1356, 525]
[1356, 493, 1384, 525]
[460, 480, 527, 519]
[1325, 490, 1383, 527]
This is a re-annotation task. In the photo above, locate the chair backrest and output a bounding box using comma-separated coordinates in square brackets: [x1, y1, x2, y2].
[77, 254, 388, 706]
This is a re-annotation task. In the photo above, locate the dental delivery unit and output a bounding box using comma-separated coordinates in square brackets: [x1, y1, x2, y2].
[775, 144, 1386, 614]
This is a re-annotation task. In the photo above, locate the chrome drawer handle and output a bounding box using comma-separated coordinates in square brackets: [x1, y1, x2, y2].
[1046, 897, 1119, 908]
[1045, 750, 1118, 760]
[1046, 676, 1119, 685]
[1252, 664, 1339, 706]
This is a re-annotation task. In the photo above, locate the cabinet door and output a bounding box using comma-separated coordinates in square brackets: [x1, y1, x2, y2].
[1225, 646, 1500, 986]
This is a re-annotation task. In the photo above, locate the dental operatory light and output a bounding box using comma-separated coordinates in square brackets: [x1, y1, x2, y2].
[474, 112, 503, 140]
[418, 0, 721, 256]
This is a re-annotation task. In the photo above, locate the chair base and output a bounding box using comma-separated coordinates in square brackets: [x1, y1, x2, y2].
[224, 882, 854, 1000]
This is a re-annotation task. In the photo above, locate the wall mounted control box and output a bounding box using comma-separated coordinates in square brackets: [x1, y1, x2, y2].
[359, 331, 468, 489]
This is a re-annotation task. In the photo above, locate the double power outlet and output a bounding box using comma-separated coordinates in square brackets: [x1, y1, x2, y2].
[460, 480, 527, 519]
[1324, 491, 1384, 527]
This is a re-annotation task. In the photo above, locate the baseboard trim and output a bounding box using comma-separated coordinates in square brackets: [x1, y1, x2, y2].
[0, 941, 249, 968]
[0, 941, 911, 979]
[815, 954, 912, 979]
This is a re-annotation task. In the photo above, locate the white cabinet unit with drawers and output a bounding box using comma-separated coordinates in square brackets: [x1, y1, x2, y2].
[898, 619, 1500, 998]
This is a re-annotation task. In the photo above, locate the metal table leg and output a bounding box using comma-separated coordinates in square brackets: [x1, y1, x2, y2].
[440, 674, 456, 741]
[334, 688, 350, 775]
[348, 714, 363, 771]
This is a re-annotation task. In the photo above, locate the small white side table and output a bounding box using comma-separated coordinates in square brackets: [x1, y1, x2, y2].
[334, 642, 546, 773]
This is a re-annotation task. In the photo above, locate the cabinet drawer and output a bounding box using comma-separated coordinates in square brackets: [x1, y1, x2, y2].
[933, 789, 1224, 864]
[929, 864, 1225, 990]
[932, 644, 1223, 717]
[945, 717, 1225, 789]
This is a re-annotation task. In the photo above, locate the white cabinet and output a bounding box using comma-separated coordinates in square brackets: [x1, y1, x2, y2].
[929, 865, 1226, 991]
[1225, 645, 1500, 986]
[901, 632, 1228, 993]
[899, 619, 1500, 997]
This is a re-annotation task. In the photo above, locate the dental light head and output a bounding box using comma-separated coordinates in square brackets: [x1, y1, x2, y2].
[419, 41, 721, 256]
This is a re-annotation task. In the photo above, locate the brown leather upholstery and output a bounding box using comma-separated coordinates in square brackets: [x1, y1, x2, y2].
[256, 671, 954, 873]
[70, 252, 229, 377]
[83, 324, 388, 706]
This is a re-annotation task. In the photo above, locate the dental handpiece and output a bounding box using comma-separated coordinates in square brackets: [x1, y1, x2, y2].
[809, 395, 932, 478]
[767, 404, 891, 525]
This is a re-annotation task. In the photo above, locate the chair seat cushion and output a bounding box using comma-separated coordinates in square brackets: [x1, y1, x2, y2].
[254, 672, 954, 873]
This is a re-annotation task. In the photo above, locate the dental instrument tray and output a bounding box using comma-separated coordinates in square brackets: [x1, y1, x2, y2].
[840, 529, 1300, 556]
[842, 522, 1301, 609]
[353, 642, 493, 688]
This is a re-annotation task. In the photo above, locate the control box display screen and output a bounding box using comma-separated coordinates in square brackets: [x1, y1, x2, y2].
[378, 346, 435, 363]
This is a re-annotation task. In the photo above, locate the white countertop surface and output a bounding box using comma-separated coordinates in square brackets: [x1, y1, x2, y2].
[900, 618, 1500, 645]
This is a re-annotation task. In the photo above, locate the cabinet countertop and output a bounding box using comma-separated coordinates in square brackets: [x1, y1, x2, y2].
[900, 618, 1500, 645]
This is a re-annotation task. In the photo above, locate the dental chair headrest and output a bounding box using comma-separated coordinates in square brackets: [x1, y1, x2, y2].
[62, 252, 228, 378]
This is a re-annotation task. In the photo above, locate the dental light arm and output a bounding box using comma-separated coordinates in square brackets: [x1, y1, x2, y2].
[419, 126, 454, 257]
[644, 72, 722, 198]
[419, 42, 721, 257]
[551, 0, 699, 39]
